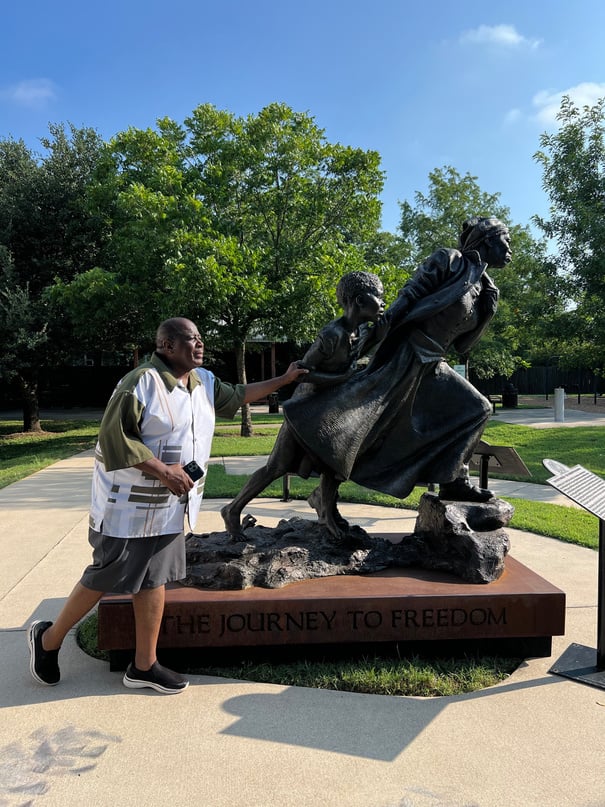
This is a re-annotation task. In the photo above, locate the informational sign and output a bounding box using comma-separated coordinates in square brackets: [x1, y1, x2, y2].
[469, 440, 531, 480]
[545, 463, 605, 520]
[544, 458, 605, 684]
[453, 364, 466, 378]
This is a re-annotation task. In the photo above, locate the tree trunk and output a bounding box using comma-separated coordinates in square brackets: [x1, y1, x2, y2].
[19, 373, 42, 433]
[235, 339, 253, 437]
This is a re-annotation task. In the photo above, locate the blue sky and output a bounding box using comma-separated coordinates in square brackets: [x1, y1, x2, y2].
[2, 0, 604, 235]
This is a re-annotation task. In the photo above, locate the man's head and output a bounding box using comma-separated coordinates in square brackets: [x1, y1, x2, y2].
[336, 271, 385, 323]
[458, 217, 512, 269]
[156, 317, 204, 374]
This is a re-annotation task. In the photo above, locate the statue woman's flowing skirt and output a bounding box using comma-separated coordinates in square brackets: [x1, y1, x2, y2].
[284, 346, 491, 500]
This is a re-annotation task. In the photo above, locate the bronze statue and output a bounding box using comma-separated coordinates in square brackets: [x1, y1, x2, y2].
[221, 271, 386, 537]
[284, 217, 511, 506]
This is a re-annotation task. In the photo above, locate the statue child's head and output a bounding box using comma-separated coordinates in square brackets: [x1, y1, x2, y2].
[336, 271, 385, 323]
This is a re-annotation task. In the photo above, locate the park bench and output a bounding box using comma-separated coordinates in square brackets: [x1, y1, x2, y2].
[487, 394, 502, 414]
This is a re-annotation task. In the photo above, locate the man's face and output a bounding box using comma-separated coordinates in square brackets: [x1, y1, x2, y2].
[484, 230, 512, 269]
[169, 323, 205, 372]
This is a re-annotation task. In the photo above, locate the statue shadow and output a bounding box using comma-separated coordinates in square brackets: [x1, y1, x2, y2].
[219, 674, 562, 761]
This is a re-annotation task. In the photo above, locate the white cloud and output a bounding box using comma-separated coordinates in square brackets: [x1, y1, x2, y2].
[0, 78, 57, 107]
[460, 24, 541, 50]
[533, 82, 605, 125]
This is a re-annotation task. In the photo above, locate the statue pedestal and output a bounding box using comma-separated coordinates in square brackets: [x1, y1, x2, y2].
[98, 555, 565, 670]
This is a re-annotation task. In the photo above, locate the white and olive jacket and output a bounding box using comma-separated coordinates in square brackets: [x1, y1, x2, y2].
[90, 353, 245, 538]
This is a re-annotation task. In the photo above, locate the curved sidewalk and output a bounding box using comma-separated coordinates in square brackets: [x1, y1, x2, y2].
[1, 451, 604, 806]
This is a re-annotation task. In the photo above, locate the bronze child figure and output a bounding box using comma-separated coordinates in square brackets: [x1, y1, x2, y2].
[221, 271, 386, 538]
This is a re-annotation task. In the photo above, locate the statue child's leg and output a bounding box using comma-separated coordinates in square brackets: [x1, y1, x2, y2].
[221, 426, 299, 535]
[317, 472, 348, 538]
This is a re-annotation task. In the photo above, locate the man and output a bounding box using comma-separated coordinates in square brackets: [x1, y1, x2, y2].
[284, 217, 511, 503]
[28, 317, 307, 694]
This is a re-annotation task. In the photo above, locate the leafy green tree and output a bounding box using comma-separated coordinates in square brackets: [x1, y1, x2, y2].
[534, 96, 605, 375]
[53, 119, 217, 363]
[361, 229, 414, 305]
[397, 166, 556, 381]
[184, 103, 385, 433]
[184, 104, 384, 432]
[0, 125, 105, 430]
[62, 104, 385, 434]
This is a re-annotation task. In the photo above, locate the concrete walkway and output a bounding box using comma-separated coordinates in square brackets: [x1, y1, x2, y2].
[1, 411, 605, 806]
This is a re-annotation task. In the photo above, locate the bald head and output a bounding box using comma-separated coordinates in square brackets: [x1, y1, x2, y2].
[156, 318, 197, 350]
[154, 318, 205, 377]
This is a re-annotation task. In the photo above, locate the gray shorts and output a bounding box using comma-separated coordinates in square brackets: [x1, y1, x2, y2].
[80, 528, 186, 594]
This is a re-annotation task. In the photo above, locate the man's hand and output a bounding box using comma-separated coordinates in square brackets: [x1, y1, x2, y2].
[283, 361, 309, 384]
[159, 464, 195, 497]
[241, 363, 309, 404]
[135, 458, 194, 497]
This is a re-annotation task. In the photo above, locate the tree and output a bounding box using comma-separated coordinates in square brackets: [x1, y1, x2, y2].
[60, 104, 385, 434]
[534, 96, 605, 375]
[397, 166, 557, 380]
[52, 119, 217, 362]
[183, 103, 384, 433]
[0, 125, 105, 430]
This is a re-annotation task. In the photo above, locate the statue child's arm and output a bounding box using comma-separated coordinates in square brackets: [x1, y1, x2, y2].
[386, 249, 452, 327]
[298, 327, 357, 387]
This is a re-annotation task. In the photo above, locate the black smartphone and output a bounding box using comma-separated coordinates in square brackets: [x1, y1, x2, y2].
[183, 460, 204, 481]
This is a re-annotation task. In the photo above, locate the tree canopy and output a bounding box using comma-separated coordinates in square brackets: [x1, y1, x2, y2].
[0, 124, 105, 430]
[534, 96, 605, 374]
[397, 166, 558, 380]
[55, 103, 386, 433]
[3, 99, 595, 430]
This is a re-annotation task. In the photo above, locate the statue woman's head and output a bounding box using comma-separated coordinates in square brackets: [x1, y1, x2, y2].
[459, 217, 512, 268]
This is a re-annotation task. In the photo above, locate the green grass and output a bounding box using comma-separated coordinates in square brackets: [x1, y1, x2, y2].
[187, 654, 519, 696]
[203, 465, 599, 549]
[1, 412, 602, 547]
[506, 497, 597, 548]
[484, 421, 605, 483]
[76, 612, 520, 696]
[0, 419, 100, 488]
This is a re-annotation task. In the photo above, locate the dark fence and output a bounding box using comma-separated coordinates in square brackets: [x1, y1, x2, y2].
[2, 360, 602, 412]
[470, 366, 602, 397]
[0, 366, 130, 410]
[0, 343, 301, 411]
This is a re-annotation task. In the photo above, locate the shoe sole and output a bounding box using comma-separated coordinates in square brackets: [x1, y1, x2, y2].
[28, 621, 59, 686]
[122, 674, 189, 695]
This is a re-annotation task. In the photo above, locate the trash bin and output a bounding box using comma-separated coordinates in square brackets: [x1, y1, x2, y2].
[502, 383, 518, 408]
[268, 393, 280, 414]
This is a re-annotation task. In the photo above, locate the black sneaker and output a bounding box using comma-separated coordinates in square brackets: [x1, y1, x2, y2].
[28, 620, 60, 685]
[123, 662, 189, 694]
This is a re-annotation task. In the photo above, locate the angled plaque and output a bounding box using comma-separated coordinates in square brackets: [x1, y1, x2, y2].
[470, 440, 531, 478]
[545, 463, 605, 520]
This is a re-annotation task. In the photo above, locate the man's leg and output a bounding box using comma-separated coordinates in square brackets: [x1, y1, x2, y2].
[132, 584, 165, 670]
[123, 583, 189, 694]
[29, 582, 103, 685]
[42, 583, 104, 650]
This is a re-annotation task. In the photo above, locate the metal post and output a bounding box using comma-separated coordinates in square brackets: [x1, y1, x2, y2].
[554, 387, 565, 422]
[281, 474, 291, 502]
[598, 519, 605, 670]
[480, 455, 490, 489]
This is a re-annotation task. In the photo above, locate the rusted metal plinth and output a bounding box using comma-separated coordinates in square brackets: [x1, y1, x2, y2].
[98, 555, 565, 668]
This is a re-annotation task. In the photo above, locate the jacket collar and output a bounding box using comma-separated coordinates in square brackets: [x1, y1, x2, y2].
[150, 352, 201, 392]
